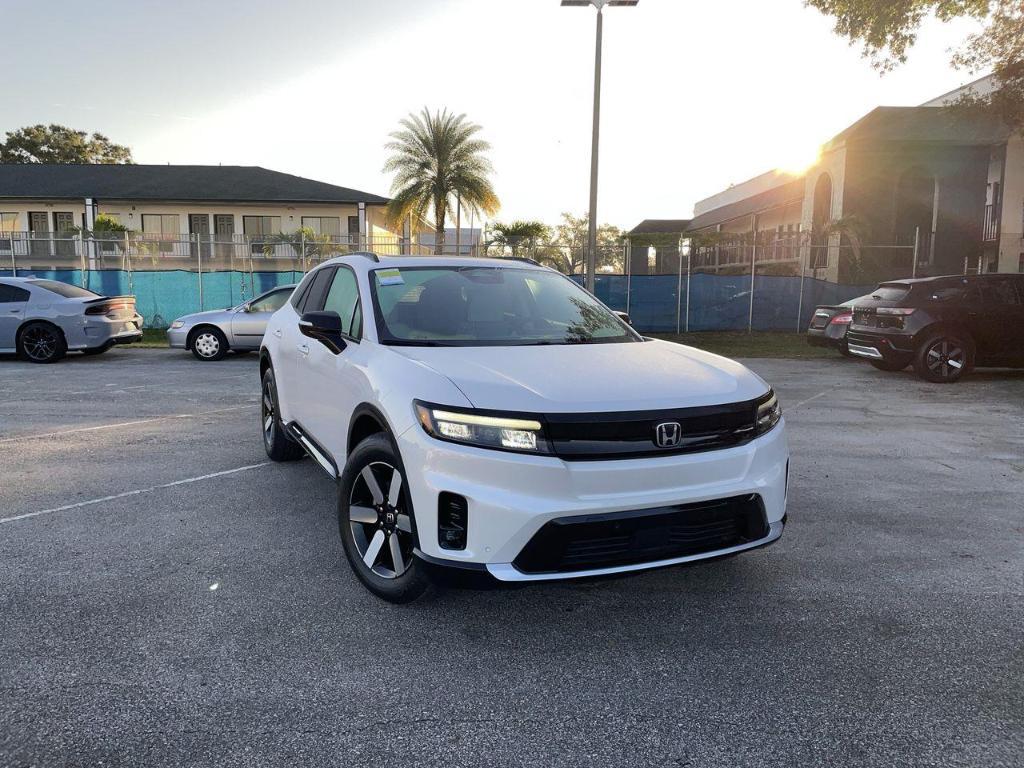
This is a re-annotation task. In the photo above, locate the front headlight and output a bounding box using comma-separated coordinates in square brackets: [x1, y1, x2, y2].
[169, 320, 185, 329]
[414, 401, 551, 454]
[755, 389, 782, 435]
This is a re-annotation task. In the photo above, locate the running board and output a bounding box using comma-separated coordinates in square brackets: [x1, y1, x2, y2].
[285, 422, 338, 478]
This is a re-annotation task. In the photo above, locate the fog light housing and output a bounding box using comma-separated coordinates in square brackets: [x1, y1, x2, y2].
[438, 492, 468, 550]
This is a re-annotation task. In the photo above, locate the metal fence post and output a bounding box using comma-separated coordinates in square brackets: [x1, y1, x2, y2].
[301, 231, 307, 274]
[796, 238, 806, 332]
[685, 245, 691, 333]
[624, 240, 632, 316]
[675, 237, 683, 334]
[912, 226, 920, 279]
[125, 231, 133, 294]
[195, 233, 204, 311]
[79, 232, 88, 289]
[9, 233, 15, 277]
[747, 241, 756, 334]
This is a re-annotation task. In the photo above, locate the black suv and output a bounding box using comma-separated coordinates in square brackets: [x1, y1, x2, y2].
[846, 274, 1024, 383]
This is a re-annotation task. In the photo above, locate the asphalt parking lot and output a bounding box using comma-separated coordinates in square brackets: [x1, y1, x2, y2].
[1, 348, 1022, 768]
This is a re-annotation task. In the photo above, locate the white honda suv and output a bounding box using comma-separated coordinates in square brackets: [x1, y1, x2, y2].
[260, 253, 788, 602]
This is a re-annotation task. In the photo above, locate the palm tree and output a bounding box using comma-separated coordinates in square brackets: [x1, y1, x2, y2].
[487, 220, 549, 258]
[383, 108, 500, 254]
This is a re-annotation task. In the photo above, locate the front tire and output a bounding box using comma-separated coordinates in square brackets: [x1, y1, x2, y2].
[17, 322, 67, 364]
[261, 368, 303, 462]
[190, 327, 228, 361]
[338, 434, 431, 603]
[913, 331, 973, 383]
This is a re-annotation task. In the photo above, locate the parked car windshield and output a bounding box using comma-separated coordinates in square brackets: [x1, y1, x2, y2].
[27, 280, 101, 299]
[370, 266, 638, 346]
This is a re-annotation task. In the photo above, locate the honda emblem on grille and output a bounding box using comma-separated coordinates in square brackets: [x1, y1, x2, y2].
[655, 421, 682, 448]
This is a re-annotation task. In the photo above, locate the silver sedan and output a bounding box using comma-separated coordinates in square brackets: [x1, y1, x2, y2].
[167, 284, 296, 361]
[0, 277, 143, 363]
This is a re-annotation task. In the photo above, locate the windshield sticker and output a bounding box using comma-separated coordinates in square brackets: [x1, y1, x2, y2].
[377, 268, 404, 286]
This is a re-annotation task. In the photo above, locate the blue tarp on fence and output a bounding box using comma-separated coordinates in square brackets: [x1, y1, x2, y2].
[1, 268, 874, 332]
[587, 273, 874, 332]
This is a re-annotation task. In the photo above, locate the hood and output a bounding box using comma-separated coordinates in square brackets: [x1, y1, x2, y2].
[392, 339, 768, 412]
[177, 307, 238, 323]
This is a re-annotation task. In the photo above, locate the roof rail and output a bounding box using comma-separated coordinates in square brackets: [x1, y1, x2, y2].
[348, 251, 380, 262]
[500, 256, 542, 266]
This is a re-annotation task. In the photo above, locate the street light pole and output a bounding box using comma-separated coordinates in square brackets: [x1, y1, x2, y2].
[562, 0, 637, 292]
[586, 7, 603, 293]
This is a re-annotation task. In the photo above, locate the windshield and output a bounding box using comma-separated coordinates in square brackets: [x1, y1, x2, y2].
[28, 280, 101, 299]
[370, 266, 638, 346]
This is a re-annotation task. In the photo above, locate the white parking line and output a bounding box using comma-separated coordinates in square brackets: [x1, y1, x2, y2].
[787, 390, 830, 411]
[0, 404, 255, 444]
[0, 462, 270, 524]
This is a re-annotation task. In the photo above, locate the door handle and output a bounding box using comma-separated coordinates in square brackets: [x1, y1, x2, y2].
[297, 343, 309, 356]
[273, 329, 282, 338]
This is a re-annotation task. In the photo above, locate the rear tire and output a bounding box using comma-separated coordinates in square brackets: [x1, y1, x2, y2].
[338, 434, 431, 604]
[870, 354, 911, 372]
[17, 322, 67, 364]
[261, 368, 304, 462]
[190, 327, 228, 361]
[913, 330, 973, 383]
[838, 339, 853, 357]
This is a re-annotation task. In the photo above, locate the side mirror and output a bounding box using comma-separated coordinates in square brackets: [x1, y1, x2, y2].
[299, 311, 346, 354]
[613, 310, 632, 326]
[242, 302, 253, 312]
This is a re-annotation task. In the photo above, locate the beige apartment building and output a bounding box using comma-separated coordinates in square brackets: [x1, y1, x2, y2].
[0, 164, 405, 267]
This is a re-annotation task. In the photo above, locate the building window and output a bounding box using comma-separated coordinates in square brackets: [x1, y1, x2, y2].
[301, 216, 341, 237]
[141, 214, 180, 254]
[348, 215, 360, 244]
[0, 213, 17, 233]
[243, 216, 282, 254]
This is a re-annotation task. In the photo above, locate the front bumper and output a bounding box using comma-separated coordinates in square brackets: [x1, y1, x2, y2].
[398, 418, 789, 581]
[167, 326, 189, 349]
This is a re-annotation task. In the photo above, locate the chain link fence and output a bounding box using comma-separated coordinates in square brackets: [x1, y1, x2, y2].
[2, 231, 1015, 332]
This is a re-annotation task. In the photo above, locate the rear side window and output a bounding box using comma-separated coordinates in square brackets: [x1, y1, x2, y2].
[26, 280, 100, 299]
[978, 278, 1022, 306]
[925, 280, 973, 303]
[0, 284, 30, 302]
[297, 267, 336, 314]
[869, 284, 910, 302]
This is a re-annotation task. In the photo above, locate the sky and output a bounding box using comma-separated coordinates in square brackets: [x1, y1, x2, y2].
[4, 0, 985, 229]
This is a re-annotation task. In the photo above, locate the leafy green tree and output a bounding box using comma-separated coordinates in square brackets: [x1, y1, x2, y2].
[383, 108, 500, 254]
[807, 0, 1023, 126]
[264, 226, 341, 263]
[0, 124, 133, 164]
[487, 220, 549, 257]
[535, 213, 624, 274]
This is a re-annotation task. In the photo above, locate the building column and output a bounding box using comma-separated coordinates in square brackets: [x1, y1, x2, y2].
[358, 203, 367, 250]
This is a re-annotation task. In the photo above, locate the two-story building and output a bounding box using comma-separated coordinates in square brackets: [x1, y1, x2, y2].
[682, 76, 1023, 282]
[0, 164, 404, 269]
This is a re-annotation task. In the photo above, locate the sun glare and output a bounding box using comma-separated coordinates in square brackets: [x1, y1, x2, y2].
[776, 145, 822, 176]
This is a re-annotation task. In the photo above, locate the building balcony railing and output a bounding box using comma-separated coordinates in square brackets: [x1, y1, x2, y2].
[983, 204, 999, 242]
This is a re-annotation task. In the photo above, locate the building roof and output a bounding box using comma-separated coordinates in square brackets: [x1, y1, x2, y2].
[0, 164, 389, 204]
[687, 178, 805, 232]
[628, 219, 691, 235]
[824, 106, 1009, 150]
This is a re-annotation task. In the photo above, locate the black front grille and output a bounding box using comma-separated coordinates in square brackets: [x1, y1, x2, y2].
[544, 397, 762, 461]
[512, 494, 768, 575]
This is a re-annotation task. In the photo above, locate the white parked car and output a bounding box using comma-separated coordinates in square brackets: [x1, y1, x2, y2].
[260, 254, 788, 602]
